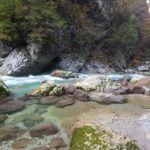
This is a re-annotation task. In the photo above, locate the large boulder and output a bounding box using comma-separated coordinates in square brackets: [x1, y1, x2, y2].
[115, 77, 150, 95]
[73, 89, 90, 102]
[130, 77, 150, 88]
[2, 43, 56, 76]
[90, 93, 127, 104]
[29, 83, 56, 96]
[0, 79, 10, 97]
[74, 76, 121, 92]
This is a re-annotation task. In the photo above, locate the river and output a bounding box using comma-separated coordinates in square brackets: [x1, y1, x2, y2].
[0, 73, 150, 150]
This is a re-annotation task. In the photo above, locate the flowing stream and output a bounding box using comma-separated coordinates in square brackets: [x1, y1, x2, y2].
[0, 73, 150, 150]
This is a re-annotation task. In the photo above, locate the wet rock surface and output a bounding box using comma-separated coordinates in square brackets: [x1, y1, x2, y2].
[73, 89, 90, 102]
[90, 93, 127, 104]
[55, 99, 75, 108]
[29, 123, 59, 138]
[50, 137, 67, 149]
[12, 138, 33, 149]
[40, 96, 61, 105]
[0, 100, 25, 113]
[0, 126, 25, 142]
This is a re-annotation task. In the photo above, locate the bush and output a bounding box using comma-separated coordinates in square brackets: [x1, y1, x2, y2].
[103, 15, 139, 54]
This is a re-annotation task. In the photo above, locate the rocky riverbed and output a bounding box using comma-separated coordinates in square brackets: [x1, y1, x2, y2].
[0, 71, 150, 150]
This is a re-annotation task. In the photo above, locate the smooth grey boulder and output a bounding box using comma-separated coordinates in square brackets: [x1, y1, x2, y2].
[90, 93, 127, 105]
[2, 43, 56, 76]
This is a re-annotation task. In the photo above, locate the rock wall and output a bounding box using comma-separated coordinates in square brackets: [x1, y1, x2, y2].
[0, 0, 149, 76]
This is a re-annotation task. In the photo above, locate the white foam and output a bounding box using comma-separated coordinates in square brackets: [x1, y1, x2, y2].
[0, 75, 66, 86]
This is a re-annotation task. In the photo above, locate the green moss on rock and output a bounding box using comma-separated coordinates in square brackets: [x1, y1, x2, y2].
[70, 125, 139, 150]
[0, 80, 9, 97]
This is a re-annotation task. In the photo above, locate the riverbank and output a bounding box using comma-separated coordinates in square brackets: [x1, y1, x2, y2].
[0, 72, 149, 149]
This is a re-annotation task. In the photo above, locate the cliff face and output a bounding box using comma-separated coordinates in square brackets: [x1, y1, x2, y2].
[0, 0, 149, 76]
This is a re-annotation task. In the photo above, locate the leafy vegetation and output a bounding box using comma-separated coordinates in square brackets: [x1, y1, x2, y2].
[103, 15, 139, 54]
[0, 0, 93, 47]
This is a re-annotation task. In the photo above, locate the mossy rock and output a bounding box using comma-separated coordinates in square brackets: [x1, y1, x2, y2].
[0, 79, 9, 97]
[29, 83, 56, 96]
[49, 86, 64, 96]
[70, 125, 139, 150]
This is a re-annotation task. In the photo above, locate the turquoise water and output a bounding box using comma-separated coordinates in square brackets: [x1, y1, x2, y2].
[1, 75, 69, 97]
[1, 73, 145, 97]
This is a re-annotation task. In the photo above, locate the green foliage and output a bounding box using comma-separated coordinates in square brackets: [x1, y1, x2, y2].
[0, 0, 93, 46]
[104, 15, 139, 53]
[0, 0, 21, 41]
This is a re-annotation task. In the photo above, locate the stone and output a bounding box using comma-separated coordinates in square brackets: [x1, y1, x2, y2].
[55, 99, 75, 108]
[104, 88, 115, 94]
[0, 79, 10, 97]
[130, 77, 150, 88]
[40, 96, 60, 105]
[0, 114, 8, 123]
[0, 126, 25, 142]
[50, 137, 67, 149]
[73, 89, 90, 101]
[90, 93, 127, 104]
[51, 70, 79, 79]
[12, 138, 32, 149]
[74, 76, 121, 92]
[29, 83, 56, 96]
[130, 86, 145, 94]
[0, 97, 12, 105]
[49, 86, 64, 96]
[115, 87, 131, 95]
[121, 77, 131, 87]
[62, 84, 76, 94]
[29, 123, 59, 138]
[2, 43, 56, 76]
[0, 100, 25, 113]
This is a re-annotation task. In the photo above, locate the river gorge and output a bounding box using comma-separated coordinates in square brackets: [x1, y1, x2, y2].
[0, 0, 150, 150]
